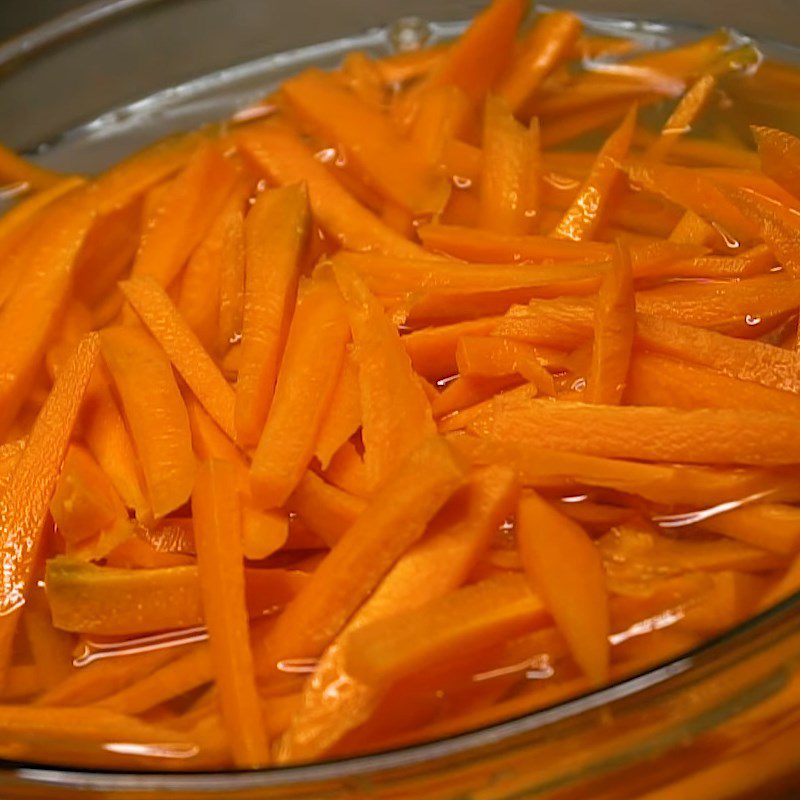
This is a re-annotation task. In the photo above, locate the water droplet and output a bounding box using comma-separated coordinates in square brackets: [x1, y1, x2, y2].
[387, 16, 432, 54]
[452, 175, 472, 190]
[711, 222, 740, 250]
[229, 331, 243, 345]
[571, 377, 587, 392]
[314, 147, 337, 165]
[745, 314, 761, 327]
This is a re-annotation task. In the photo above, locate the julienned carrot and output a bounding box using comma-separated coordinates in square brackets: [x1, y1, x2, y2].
[669, 209, 719, 247]
[0, 334, 99, 673]
[235, 184, 310, 448]
[314, 350, 361, 469]
[584, 244, 635, 404]
[0, 190, 94, 434]
[433, 374, 521, 418]
[517, 491, 609, 684]
[552, 105, 637, 241]
[334, 264, 436, 489]
[215, 192, 248, 356]
[192, 460, 270, 768]
[100, 326, 195, 519]
[340, 51, 384, 108]
[237, 123, 431, 258]
[468, 397, 800, 465]
[646, 246, 776, 280]
[121, 277, 237, 440]
[255, 436, 465, 672]
[278, 465, 517, 761]
[499, 11, 583, 112]
[753, 125, 800, 200]
[0, 142, 65, 190]
[479, 96, 540, 235]
[646, 75, 717, 161]
[343, 573, 547, 687]
[625, 351, 800, 416]
[251, 277, 350, 509]
[700, 504, 800, 557]
[288, 471, 366, 547]
[410, 85, 471, 168]
[282, 70, 449, 215]
[322, 440, 370, 497]
[456, 336, 556, 395]
[130, 143, 237, 288]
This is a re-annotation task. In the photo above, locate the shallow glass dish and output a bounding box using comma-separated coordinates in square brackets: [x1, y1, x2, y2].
[0, 1, 799, 797]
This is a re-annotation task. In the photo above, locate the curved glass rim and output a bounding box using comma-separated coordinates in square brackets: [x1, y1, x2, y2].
[1, 0, 799, 789]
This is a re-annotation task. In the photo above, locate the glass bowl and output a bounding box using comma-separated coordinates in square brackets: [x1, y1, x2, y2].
[0, 1, 799, 797]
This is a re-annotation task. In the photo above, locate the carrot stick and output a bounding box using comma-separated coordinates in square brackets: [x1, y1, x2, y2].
[374, 45, 449, 85]
[517, 491, 609, 683]
[251, 277, 350, 509]
[23, 589, 74, 688]
[540, 96, 648, 149]
[235, 184, 310, 447]
[237, 123, 432, 258]
[282, 69, 449, 215]
[255, 436, 465, 671]
[0, 142, 66, 190]
[700, 504, 800, 557]
[0, 333, 99, 674]
[130, 143, 237, 288]
[333, 264, 436, 489]
[584, 243, 634, 404]
[552, 105, 637, 241]
[120, 276, 237, 440]
[479, 96, 540, 234]
[499, 11, 583, 112]
[468, 397, 800, 465]
[321, 440, 370, 498]
[753, 125, 800, 200]
[410, 85, 472, 167]
[433, 374, 521, 418]
[646, 75, 717, 161]
[192, 460, 270, 767]
[288, 471, 366, 547]
[669, 209, 720, 247]
[0, 190, 94, 434]
[100, 326, 195, 519]
[314, 350, 361, 469]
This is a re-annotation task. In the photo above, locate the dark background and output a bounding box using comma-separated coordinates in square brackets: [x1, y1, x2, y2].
[0, 1, 86, 42]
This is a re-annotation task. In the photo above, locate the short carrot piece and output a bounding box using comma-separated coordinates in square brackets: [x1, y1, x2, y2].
[235, 184, 310, 447]
[251, 277, 350, 509]
[100, 326, 195, 519]
[0, 334, 100, 674]
[753, 125, 800, 201]
[517, 490, 610, 684]
[192, 460, 270, 768]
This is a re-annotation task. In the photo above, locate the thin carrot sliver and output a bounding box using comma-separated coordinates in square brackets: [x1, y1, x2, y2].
[314, 349, 362, 470]
[753, 125, 800, 200]
[0, 142, 66, 190]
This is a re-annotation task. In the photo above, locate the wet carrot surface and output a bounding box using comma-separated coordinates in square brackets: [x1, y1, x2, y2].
[0, 0, 799, 777]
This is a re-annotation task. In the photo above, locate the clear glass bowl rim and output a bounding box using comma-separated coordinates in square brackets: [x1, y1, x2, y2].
[1, 0, 799, 791]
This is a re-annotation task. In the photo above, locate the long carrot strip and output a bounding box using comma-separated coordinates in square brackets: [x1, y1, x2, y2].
[0, 334, 99, 674]
[251, 277, 350, 509]
[235, 184, 310, 447]
[410, 85, 472, 168]
[517, 491, 609, 683]
[314, 350, 362, 470]
[468, 397, 800, 465]
[584, 244, 635, 403]
[237, 123, 431, 258]
[552, 106, 637, 241]
[255, 436, 465, 671]
[192, 460, 270, 767]
[100, 326, 195, 519]
[0, 142, 65, 190]
[700, 504, 800, 557]
[753, 125, 800, 200]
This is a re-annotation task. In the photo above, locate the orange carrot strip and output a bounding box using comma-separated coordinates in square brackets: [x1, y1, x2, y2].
[235, 184, 310, 447]
[255, 436, 465, 670]
[426, 0, 529, 106]
[0, 190, 94, 434]
[0, 142, 65, 190]
[517, 491, 609, 683]
[419, 223, 614, 262]
[584, 244, 634, 404]
[646, 75, 717, 161]
[433, 374, 521, 418]
[322, 440, 370, 498]
[23, 589, 74, 689]
[499, 11, 583, 112]
[552, 106, 637, 241]
[237, 123, 431, 258]
[343, 573, 547, 688]
[0, 334, 99, 673]
[130, 143, 237, 288]
[251, 278, 350, 509]
[100, 326, 195, 519]
[456, 336, 556, 395]
[340, 52, 385, 108]
[540, 96, 651, 149]
[753, 125, 800, 200]
[193, 460, 270, 767]
[642, 246, 776, 280]
[625, 351, 800, 416]
[333, 264, 436, 489]
[45, 556, 307, 636]
[410, 86, 472, 167]
[479, 96, 540, 234]
[700, 504, 800, 557]
[468, 397, 800, 465]
[121, 276, 237, 440]
[282, 70, 449, 215]
[314, 349, 361, 470]
[669, 209, 720, 247]
[374, 45, 449, 85]
[288, 471, 366, 548]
